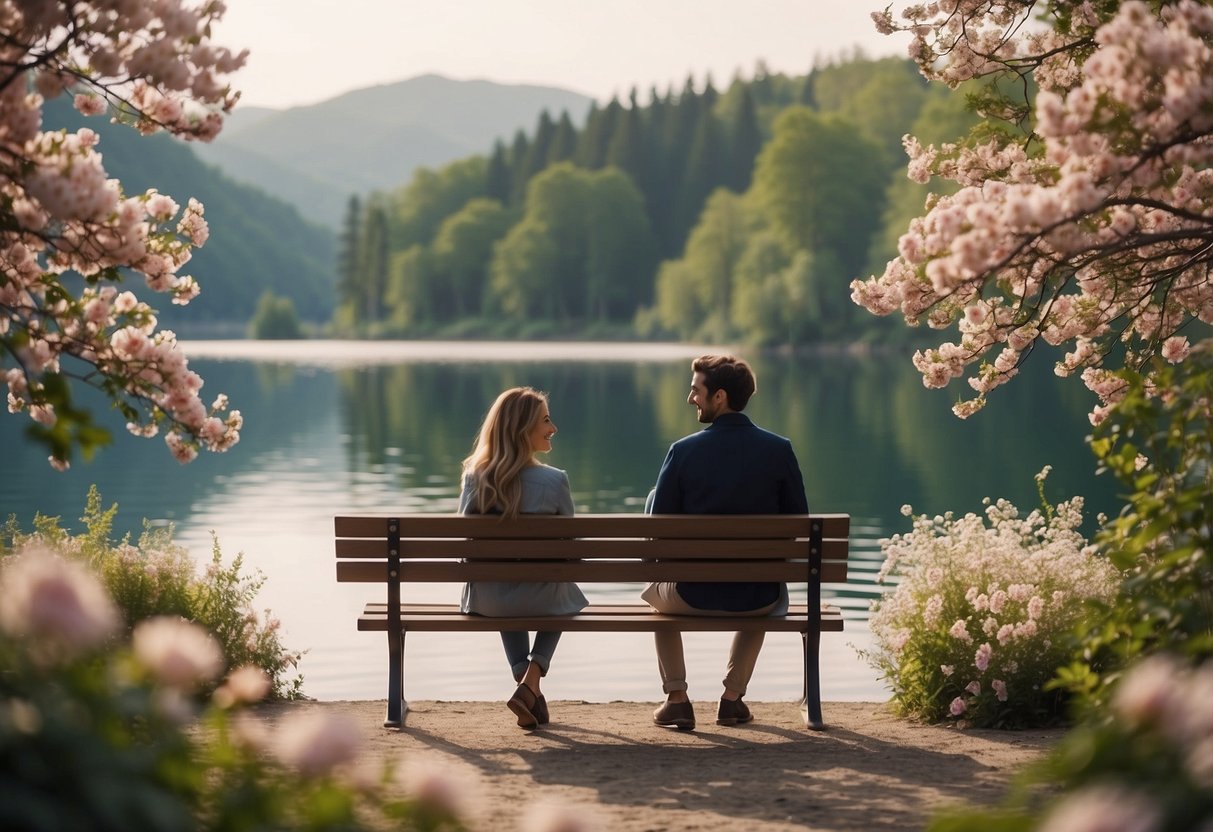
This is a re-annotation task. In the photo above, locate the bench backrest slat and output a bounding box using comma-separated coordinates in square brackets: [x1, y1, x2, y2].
[333, 513, 849, 539]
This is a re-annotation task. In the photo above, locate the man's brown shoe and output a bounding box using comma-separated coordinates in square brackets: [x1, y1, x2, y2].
[653, 699, 695, 731]
[716, 697, 753, 726]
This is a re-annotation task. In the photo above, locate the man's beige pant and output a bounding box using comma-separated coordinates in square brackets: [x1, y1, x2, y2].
[641, 582, 789, 695]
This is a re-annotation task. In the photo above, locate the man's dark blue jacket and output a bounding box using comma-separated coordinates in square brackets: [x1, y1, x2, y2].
[651, 411, 809, 611]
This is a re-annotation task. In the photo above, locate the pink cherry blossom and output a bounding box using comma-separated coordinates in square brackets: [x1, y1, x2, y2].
[1, 0, 246, 468]
[856, 0, 1213, 419]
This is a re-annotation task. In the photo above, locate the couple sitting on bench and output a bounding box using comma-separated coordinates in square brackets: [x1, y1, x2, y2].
[459, 354, 809, 731]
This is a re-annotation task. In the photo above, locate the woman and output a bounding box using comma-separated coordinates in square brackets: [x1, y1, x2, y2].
[459, 387, 587, 729]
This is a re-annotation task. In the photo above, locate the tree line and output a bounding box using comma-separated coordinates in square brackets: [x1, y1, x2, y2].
[335, 54, 976, 346]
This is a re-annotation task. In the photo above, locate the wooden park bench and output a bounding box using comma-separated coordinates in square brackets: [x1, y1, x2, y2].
[333, 513, 850, 730]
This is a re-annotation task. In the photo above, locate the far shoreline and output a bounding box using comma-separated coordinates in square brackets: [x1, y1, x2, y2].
[178, 337, 901, 367]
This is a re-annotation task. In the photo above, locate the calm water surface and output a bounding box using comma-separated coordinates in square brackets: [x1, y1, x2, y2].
[0, 341, 1119, 704]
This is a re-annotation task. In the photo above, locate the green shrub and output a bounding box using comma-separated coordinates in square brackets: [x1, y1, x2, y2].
[249, 291, 303, 339]
[1056, 342, 1213, 714]
[865, 472, 1119, 728]
[2, 487, 304, 700]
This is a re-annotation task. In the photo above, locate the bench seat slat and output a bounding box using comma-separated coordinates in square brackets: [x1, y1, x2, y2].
[356, 602, 844, 633]
[337, 560, 847, 583]
[334, 513, 850, 539]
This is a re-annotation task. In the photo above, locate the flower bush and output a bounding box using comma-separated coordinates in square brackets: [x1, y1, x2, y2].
[866, 472, 1119, 727]
[2, 486, 303, 699]
[0, 548, 470, 832]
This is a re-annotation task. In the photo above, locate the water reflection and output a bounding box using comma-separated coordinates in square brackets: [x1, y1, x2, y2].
[0, 343, 1120, 703]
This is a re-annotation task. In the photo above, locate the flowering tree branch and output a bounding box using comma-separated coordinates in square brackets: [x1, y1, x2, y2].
[1, 0, 249, 467]
[855, 1, 1213, 420]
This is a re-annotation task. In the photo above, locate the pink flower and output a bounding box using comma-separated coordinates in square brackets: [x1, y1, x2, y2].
[1113, 655, 1183, 730]
[949, 697, 967, 716]
[975, 642, 993, 672]
[1161, 335, 1190, 364]
[949, 619, 973, 643]
[965, 680, 981, 696]
[992, 679, 1008, 702]
[213, 665, 271, 708]
[398, 754, 474, 819]
[73, 93, 106, 116]
[1038, 786, 1160, 832]
[940, 664, 955, 677]
[132, 616, 225, 690]
[0, 547, 120, 656]
[522, 801, 599, 832]
[273, 711, 362, 777]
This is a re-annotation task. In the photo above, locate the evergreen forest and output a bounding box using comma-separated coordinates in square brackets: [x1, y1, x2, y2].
[335, 54, 980, 346]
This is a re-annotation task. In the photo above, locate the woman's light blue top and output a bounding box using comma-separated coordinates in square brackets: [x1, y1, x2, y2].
[458, 464, 589, 617]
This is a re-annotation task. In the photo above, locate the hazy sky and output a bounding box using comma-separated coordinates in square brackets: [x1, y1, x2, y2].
[212, 1, 913, 110]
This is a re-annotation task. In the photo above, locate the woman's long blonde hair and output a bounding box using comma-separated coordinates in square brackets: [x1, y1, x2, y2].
[462, 387, 548, 518]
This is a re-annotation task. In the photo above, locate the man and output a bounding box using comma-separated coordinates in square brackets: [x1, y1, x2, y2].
[643, 354, 808, 730]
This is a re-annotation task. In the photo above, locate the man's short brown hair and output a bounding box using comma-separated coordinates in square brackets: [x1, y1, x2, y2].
[692, 354, 756, 412]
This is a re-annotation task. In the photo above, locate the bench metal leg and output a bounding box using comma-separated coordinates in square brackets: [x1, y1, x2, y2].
[802, 630, 825, 730]
[384, 629, 408, 729]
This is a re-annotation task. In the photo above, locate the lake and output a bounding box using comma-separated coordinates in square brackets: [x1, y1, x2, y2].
[0, 340, 1120, 705]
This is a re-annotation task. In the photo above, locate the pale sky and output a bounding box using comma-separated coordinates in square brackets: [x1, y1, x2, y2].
[212, 0, 912, 110]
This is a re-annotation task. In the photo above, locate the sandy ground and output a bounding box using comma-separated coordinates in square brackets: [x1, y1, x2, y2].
[251, 699, 1060, 831]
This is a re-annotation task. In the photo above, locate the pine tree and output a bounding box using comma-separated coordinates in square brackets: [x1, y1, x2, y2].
[800, 66, 819, 108]
[336, 194, 363, 311]
[576, 96, 622, 169]
[361, 200, 390, 324]
[673, 104, 727, 251]
[513, 110, 556, 203]
[727, 86, 763, 193]
[505, 129, 531, 206]
[485, 140, 511, 205]
[605, 88, 645, 187]
[548, 110, 578, 165]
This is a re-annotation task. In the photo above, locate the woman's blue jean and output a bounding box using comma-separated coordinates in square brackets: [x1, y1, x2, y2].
[501, 631, 562, 681]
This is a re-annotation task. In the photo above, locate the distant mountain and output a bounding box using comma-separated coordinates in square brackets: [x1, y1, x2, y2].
[192, 74, 596, 227]
[44, 98, 336, 326]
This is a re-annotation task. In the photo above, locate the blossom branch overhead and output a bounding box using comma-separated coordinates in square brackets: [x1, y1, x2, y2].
[1, 0, 249, 467]
[855, 1, 1213, 420]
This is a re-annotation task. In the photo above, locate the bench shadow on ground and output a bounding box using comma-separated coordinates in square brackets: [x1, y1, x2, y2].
[400, 705, 1055, 831]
